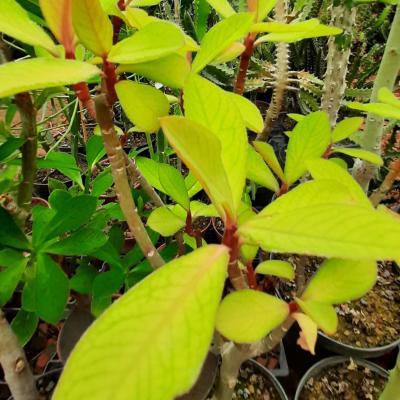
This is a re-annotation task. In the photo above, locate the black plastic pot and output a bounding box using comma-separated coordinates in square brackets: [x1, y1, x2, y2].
[317, 331, 400, 359]
[294, 356, 389, 400]
[177, 357, 288, 400]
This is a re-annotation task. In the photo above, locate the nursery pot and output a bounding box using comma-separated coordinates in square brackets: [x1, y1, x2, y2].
[294, 356, 389, 400]
[177, 357, 288, 400]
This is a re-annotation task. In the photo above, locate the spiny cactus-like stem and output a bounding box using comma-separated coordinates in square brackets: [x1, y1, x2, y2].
[353, 1, 400, 191]
[321, 4, 357, 127]
[257, 0, 289, 141]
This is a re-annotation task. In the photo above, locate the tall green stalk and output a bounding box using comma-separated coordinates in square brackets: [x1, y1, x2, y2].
[353, 1, 400, 191]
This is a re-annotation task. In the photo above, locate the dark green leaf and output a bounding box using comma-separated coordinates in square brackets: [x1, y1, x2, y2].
[0, 207, 30, 250]
[11, 309, 38, 346]
[86, 135, 106, 171]
[70, 262, 98, 295]
[0, 137, 25, 162]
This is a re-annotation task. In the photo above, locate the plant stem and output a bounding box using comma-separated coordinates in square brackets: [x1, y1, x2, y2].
[234, 33, 256, 95]
[257, 0, 288, 141]
[369, 158, 400, 207]
[95, 94, 164, 269]
[380, 351, 400, 400]
[321, 5, 357, 127]
[15, 93, 37, 217]
[353, 1, 400, 190]
[0, 310, 39, 400]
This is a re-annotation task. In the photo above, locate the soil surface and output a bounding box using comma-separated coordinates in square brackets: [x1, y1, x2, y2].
[277, 256, 400, 349]
[299, 360, 387, 400]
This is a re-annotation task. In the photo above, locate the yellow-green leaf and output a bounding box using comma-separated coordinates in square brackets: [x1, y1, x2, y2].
[347, 101, 400, 120]
[131, 0, 162, 6]
[229, 93, 264, 133]
[212, 42, 245, 64]
[184, 75, 247, 218]
[255, 260, 294, 280]
[306, 159, 371, 208]
[253, 18, 319, 33]
[39, 0, 75, 51]
[192, 13, 254, 73]
[206, 0, 236, 18]
[295, 298, 337, 335]
[123, 6, 155, 29]
[0, 0, 56, 52]
[253, 141, 285, 182]
[332, 148, 383, 166]
[239, 203, 400, 260]
[116, 81, 169, 133]
[0, 58, 100, 98]
[284, 111, 330, 186]
[108, 21, 185, 64]
[292, 312, 317, 355]
[246, 145, 279, 192]
[216, 289, 289, 343]
[158, 164, 190, 209]
[160, 116, 233, 221]
[332, 117, 363, 143]
[378, 87, 400, 108]
[302, 259, 377, 304]
[54, 245, 229, 400]
[72, 0, 113, 57]
[257, 0, 279, 21]
[147, 205, 185, 236]
[117, 53, 190, 89]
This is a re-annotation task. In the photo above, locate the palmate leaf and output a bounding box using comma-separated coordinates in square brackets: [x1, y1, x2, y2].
[0, 59, 100, 98]
[239, 202, 400, 261]
[0, 0, 56, 53]
[184, 75, 247, 218]
[53, 245, 229, 400]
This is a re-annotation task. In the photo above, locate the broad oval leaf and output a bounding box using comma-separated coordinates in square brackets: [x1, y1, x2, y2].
[295, 298, 337, 335]
[116, 81, 169, 133]
[239, 203, 400, 260]
[332, 148, 383, 166]
[332, 117, 363, 143]
[253, 19, 319, 33]
[160, 116, 233, 221]
[253, 141, 285, 182]
[229, 93, 264, 133]
[0, 59, 100, 98]
[117, 54, 190, 89]
[72, 0, 113, 57]
[36, 254, 69, 324]
[147, 205, 186, 236]
[255, 260, 294, 280]
[0, 207, 30, 250]
[0, 0, 56, 53]
[292, 312, 317, 355]
[53, 245, 229, 400]
[216, 289, 289, 343]
[11, 310, 38, 347]
[184, 75, 247, 218]
[246, 145, 279, 192]
[212, 42, 245, 64]
[306, 159, 371, 207]
[206, 0, 236, 18]
[347, 101, 400, 120]
[256, 0, 278, 22]
[108, 21, 185, 64]
[284, 111, 330, 186]
[302, 259, 377, 304]
[378, 87, 400, 108]
[39, 0, 75, 52]
[158, 164, 190, 209]
[192, 13, 253, 73]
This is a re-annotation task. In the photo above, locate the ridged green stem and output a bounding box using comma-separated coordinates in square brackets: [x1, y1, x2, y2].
[353, 1, 400, 191]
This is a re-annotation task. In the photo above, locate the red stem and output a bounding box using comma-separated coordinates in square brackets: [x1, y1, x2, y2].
[103, 59, 118, 104]
[234, 33, 256, 95]
[112, 0, 126, 44]
[246, 261, 257, 289]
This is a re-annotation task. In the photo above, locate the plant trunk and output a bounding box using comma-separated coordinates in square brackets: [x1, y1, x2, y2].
[94, 94, 164, 269]
[15, 92, 37, 219]
[353, 1, 400, 191]
[379, 351, 400, 400]
[257, 0, 289, 141]
[321, 5, 357, 128]
[0, 310, 39, 400]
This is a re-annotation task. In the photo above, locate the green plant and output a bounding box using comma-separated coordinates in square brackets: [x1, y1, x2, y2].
[0, 1, 399, 399]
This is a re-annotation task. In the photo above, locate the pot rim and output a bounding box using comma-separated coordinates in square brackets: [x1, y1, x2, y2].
[294, 355, 389, 400]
